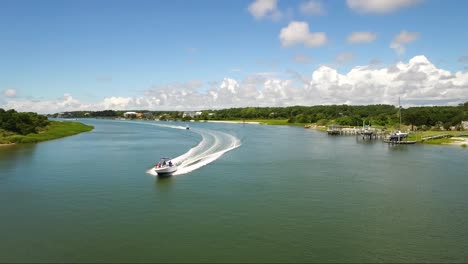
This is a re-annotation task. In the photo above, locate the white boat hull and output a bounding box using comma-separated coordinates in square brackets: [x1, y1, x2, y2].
[154, 165, 177, 176]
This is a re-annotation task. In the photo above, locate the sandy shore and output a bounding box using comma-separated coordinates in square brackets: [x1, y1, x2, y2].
[0, 143, 16, 147]
[205, 120, 260, 125]
[448, 137, 468, 146]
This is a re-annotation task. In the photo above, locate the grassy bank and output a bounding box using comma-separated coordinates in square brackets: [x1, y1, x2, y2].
[233, 119, 309, 126]
[405, 131, 468, 145]
[0, 121, 93, 144]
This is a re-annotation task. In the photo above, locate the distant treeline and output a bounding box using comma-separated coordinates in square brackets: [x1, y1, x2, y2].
[210, 105, 398, 126]
[402, 104, 467, 130]
[49, 110, 180, 120]
[202, 103, 467, 129]
[0, 108, 50, 135]
[51, 102, 468, 129]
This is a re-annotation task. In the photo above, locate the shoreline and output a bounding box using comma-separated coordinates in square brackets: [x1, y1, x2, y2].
[0, 143, 16, 147]
[0, 121, 93, 145]
[204, 120, 260, 125]
[447, 137, 468, 147]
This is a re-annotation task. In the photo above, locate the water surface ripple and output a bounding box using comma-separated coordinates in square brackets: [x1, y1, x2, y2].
[1, 119, 467, 263]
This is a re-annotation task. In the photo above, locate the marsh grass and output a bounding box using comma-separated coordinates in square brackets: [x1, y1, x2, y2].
[407, 131, 467, 141]
[423, 138, 453, 145]
[0, 121, 93, 144]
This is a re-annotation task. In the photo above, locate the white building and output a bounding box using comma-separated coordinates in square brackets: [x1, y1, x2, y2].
[123, 111, 138, 117]
[462, 121, 468, 130]
[183, 111, 203, 118]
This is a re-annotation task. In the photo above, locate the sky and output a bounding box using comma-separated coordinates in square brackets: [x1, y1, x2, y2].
[1, 0, 467, 113]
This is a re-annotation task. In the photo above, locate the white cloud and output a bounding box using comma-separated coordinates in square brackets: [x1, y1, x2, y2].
[369, 58, 382, 65]
[248, 0, 282, 20]
[293, 53, 312, 63]
[347, 32, 377, 43]
[2, 94, 92, 113]
[299, 1, 325, 16]
[459, 55, 468, 63]
[390, 30, 420, 55]
[334, 52, 355, 64]
[279, 21, 327, 47]
[3, 88, 17, 97]
[2, 56, 467, 113]
[347, 0, 422, 14]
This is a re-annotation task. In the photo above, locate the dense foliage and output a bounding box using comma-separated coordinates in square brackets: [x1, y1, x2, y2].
[0, 109, 49, 135]
[51, 102, 468, 130]
[402, 103, 467, 130]
[49, 110, 181, 119]
[206, 105, 399, 126]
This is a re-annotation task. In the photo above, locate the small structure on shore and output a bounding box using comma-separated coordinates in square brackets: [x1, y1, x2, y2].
[462, 121, 468, 130]
[358, 126, 376, 140]
[356, 121, 380, 140]
[384, 131, 416, 144]
[327, 125, 341, 135]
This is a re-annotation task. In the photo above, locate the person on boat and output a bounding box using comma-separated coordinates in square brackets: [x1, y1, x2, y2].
[162, 161, 166, 166]
[168, 161, 173, 167]
[157, 162, 161, 168]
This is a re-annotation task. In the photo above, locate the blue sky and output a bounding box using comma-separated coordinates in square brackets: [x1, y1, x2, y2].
[1, 0, 467, 112]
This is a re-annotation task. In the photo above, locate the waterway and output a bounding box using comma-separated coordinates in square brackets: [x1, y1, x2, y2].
[1, 119, 467, 262]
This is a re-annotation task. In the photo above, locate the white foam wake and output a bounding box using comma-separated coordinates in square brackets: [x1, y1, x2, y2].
[135, 122, 241, 176]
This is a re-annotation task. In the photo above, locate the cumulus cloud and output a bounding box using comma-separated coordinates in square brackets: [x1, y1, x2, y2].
[3, 88, 17, 97]
[2, 94, 93, 113]
[299, 0, 325, 16]
[279, 21, 327, 47]
[2, 56, 467, 113]
[248, 0, 282, 20]
[347, 32, 377, 43]
[390, 30, 420, 55]
[347, 0, 422, 14]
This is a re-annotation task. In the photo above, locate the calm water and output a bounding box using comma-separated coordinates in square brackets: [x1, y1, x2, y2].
[1, 119, 467, 263]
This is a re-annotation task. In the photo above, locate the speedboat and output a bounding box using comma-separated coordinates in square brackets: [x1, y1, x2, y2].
[154, 157, 177, 176]
[389, 130, 409, 140]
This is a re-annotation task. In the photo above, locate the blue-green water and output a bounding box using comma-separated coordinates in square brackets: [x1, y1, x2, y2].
[1, 119, 468, 263]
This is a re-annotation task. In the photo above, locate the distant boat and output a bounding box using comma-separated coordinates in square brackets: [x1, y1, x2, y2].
[388, 97, 409, 142]
[389, 130, 409, 140]
[154, 157, 177, 176]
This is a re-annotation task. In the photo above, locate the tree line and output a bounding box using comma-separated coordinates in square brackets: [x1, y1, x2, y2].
[0, 109, 50, 135]
[402, 103, 467, 130]
[50, 102, 468, 130]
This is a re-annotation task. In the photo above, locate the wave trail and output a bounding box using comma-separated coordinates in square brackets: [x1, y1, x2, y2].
[138, 122, 240, 176]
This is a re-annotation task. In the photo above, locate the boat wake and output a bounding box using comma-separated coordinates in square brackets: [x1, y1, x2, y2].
[141, 123, 241, 176]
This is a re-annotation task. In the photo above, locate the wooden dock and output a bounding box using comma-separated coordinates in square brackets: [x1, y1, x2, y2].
[326, 125, 341, 135]
[383, 140, 417, 144]
[325, 126, 387, 139]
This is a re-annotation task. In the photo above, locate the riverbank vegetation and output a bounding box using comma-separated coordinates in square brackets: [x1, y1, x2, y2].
[54, 102, 468, 131]
[406, 131, 468, 144]
[1, 109, 93, 144]
[1, 109, 49, 135]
